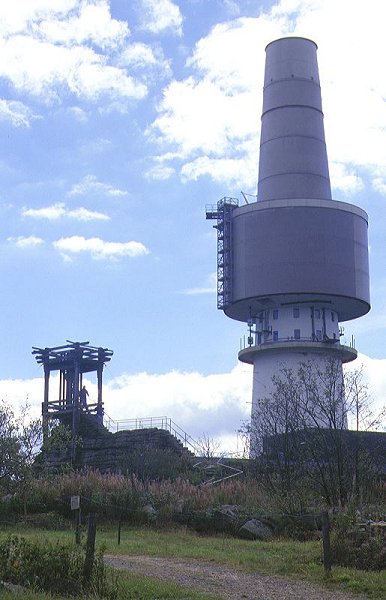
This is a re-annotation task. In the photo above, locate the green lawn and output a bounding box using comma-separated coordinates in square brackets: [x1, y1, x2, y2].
[0, 523, 384, 598]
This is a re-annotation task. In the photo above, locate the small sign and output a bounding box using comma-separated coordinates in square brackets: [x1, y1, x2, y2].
[71, 495, 80, 510]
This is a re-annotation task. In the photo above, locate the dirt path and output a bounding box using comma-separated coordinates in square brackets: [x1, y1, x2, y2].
[105, 554, 366, 600]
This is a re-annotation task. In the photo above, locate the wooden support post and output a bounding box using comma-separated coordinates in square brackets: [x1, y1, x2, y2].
[72, 351, 80, 465]
[97, 352, 104, 424]
[42, 366, 50, 442]
[83, 513, 97, 586]
[321, 511, 332, 575]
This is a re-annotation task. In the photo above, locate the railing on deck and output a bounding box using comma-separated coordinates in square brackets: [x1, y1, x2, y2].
[103, 414, 200, 455]
[45, 400, 100, 415]
[239, 334, 356, 351]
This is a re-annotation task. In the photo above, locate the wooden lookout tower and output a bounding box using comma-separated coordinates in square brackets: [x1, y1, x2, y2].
[32, 341, 113, 457]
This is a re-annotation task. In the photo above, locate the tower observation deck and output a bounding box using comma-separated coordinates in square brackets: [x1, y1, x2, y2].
[33, 341, 113, 461]
[206, 37, 370, 453]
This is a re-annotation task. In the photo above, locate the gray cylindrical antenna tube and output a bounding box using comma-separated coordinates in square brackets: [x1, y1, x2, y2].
[258, 37, 332, 201]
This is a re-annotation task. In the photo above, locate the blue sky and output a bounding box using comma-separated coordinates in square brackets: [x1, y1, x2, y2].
[0, 0, 385, 451]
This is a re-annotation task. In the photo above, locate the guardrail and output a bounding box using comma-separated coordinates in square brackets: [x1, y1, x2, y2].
[103, 414, 200, 455]
[239, 334, 356, 351]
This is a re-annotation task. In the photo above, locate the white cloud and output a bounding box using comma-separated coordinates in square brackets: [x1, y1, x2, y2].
[329, 162, 364, 196]
[68, 175, 127, 197]
[0, 364, 252, 455]
[53, 235, 150, 261]
[118, 42, 172, 81]
[104, 362, 252, 451]
[370, 166, 386, 196]
[0, 2, 147, 103]
[345, 354, 386, 432]
[22, 203, 110, 221]
[149, 77, 258, 158]
[68, 106, 88, 123]
[139, 0, 183, 36]
[180, 150, 258, 188]
[22, 204, 66, 220]
[182, 272, 216, 296]
[0, 2, 79, 36]
[1, 353, 383, 456]
[145, 164, 175, 181]
[8, 235, 44, 248]
[0, 99, 38, 127]
[69, 207, 110, 221]
[37, 1, 129, 48]
[149, 0, 386, 190]
[147, 16, 278, 182]
[0, 377, 44, 421]
[119, 43, 157, 68]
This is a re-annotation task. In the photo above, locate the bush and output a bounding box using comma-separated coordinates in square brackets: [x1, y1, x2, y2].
[330, 514, 386, 571]
[0, 535, 118, 598]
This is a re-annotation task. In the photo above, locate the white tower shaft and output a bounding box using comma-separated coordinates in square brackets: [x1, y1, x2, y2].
[206, 38, 370, 456]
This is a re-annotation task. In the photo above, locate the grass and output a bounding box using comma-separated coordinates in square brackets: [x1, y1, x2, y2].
[0, 523, 384, 598]
[0, 574, 220, 600]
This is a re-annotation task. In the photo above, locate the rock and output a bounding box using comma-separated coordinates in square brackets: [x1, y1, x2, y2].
[215, 505, 240, 519]
[139, 504, 157, 522]
[1, 494, 15, 503]
[0, 581, 26, 593]
[238, 519, 273, 541]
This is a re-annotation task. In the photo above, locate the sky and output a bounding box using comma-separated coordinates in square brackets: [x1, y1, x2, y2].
[0, 0, 385, 453]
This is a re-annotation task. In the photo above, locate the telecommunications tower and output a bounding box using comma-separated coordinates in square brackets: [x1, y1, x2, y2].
[206, 37, 370, 450]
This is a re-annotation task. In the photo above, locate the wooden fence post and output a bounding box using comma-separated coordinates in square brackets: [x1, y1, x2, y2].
[83, 513, 97, 586]
[70, 496, 81, 545]
[117, 513, 122, 546]
[75, 508, 81, 545]
[321, 511, 332, 575]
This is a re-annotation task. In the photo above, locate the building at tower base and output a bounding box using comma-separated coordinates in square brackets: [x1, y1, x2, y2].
[206, 37, 370, 456]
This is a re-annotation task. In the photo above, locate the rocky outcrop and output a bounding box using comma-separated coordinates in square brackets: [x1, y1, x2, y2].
[39, 425, 194, 472]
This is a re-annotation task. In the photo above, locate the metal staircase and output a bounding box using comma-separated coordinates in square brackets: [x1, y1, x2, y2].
[206, 197, 238, 309]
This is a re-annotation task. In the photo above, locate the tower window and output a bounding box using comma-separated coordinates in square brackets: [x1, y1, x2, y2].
[315, 329, 322, 341]
[293, 307, 300, 318]
[331, 312, 335, 322]
[273, 330, 278, 341]
[273, 309, 279, 320]
[294, 329, 300, 340]
[314, 308, 320, 319]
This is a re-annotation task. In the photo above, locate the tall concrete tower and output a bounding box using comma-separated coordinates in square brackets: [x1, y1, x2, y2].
[206, 37, 370, 449]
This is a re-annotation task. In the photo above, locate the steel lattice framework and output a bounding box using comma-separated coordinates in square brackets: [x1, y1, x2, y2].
[206, 197, 238, 309]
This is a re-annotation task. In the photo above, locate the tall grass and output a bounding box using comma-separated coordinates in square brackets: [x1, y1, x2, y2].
[2, 470, 275, 522]
[2, 469, 384, 525]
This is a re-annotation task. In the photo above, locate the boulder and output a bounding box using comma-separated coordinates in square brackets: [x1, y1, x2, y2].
[177, 505, 241, 534]
[138, 504, 157, 523]
[238, 519, 273, 541]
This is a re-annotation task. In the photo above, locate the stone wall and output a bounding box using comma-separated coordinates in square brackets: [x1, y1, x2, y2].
[40, 424, 194, 472]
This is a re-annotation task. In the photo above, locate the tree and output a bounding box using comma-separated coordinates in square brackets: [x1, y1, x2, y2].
[344, 365, 386, 503]
[0, 400, 42, 512]
[196, 433, 221, 459]
[240, 367, 311, 511]
[243, 359, 384, 508]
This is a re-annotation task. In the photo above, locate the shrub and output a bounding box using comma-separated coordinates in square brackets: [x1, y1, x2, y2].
[330, 514, 386, 571]
[0, 535, 118, 598]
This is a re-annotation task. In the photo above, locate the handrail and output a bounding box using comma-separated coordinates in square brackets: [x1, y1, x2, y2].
[44, 402, 201, 455]
[240, 335, 356, 351]
[102, 414, 200, 454]
[45, 400, 100, 412]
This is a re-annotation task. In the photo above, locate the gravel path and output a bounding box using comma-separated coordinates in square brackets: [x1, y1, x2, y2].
[105, 554, 366, 600]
